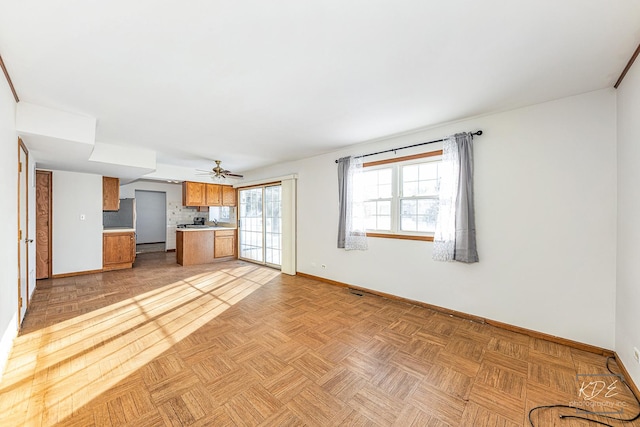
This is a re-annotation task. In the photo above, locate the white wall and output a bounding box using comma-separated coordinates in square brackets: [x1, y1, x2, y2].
[27, 154, 36, 300]
[242, 89, 618, 349]
[0, 70, 17, 379]
[16, 102, 96, 145]
[616, 62, 640, 386]
[120, 180, 184, 250]
[52, 171, 103, 275]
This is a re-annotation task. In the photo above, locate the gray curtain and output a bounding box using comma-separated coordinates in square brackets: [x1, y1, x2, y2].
[337, 156, 350, 248]
[454, 133, 479, 263]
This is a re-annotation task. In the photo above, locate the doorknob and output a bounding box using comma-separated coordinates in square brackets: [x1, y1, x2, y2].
[25, 239, 34, 243]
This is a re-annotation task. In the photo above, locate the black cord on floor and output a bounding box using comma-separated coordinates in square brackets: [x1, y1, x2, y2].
[528, 357, 640, 427]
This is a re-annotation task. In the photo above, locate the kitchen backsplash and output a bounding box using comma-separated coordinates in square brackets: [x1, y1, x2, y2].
[167, 202, 201, 226]
[105, 201, 232, 229]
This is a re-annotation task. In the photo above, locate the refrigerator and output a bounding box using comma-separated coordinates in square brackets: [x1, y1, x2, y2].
[103, 198, 136, 229]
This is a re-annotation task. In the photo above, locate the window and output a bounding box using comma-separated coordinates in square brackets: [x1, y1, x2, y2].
[363, 168, 392, 231]
[360, 151, 441, 240]
[400, 161, 440, 233]
[208, 206, 234, 223]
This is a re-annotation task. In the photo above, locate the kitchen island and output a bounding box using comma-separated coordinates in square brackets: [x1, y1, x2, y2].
[176, 227, 237, 266]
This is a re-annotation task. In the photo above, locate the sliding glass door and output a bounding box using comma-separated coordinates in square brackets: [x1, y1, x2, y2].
[264, 185, 282, 266]
[239, 188, 263, 263]
[239, 185, 282, 268]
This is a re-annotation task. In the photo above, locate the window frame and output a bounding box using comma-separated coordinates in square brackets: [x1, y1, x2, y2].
[362, 150, 442, 242]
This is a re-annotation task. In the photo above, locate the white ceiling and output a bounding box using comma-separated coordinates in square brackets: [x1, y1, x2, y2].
[1, 0, 639, 180]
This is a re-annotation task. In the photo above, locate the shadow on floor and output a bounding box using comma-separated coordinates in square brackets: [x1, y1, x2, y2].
[136, 242, 166, 254]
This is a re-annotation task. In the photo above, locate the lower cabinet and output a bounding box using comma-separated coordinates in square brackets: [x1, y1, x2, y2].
[176, 229, 237, 266]
[103, 232, 136, 271]
[176, 230, 214, 266]
[214, 230, 236, 258]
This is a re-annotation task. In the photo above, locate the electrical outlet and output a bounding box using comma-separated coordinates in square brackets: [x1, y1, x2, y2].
[634, 347, 640, 363]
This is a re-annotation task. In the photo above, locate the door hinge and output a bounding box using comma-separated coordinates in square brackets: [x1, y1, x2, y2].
[18, 229, 22, 240]
[19, 162, 22, 173]
[18, 295, 22, 309]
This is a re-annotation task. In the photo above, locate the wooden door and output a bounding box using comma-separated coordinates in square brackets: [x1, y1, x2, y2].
[103, 232, 135, 271]
[36, 171, 52, 279]
[182, 182, 206, 206]
[206, 184, 221, 206]
[102, 177, 120, 211]
[103, 232, 135, 264]
[222, 185, 236, 206]
[214, 230, 236, 258]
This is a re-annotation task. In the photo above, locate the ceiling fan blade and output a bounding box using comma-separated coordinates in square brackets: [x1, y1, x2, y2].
[196, 161, 242, 179]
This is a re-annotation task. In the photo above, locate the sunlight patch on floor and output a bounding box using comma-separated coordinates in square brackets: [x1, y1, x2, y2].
[0, 264, 279, 426]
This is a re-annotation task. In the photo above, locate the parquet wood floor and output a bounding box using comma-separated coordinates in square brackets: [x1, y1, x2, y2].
[1, 253, 638, 426]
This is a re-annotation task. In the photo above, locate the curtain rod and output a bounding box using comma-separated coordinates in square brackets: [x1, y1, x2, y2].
[334, 130, 483, 163]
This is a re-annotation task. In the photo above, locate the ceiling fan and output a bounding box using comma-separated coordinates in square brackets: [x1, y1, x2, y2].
[196, 160, 244, 180]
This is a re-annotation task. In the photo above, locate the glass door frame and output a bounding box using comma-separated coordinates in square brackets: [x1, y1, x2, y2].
[238, 183, 282, 269]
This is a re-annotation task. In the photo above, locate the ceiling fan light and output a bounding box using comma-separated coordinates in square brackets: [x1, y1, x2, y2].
[200, 160, 242, 181]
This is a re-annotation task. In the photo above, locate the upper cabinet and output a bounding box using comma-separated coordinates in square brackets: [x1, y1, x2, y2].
[182, 181, 236, 207]
[222, 186, 236, 206]
[182, 181, 206, 206]
[206, 184, 222, 206]
[103, 177, 120, 211]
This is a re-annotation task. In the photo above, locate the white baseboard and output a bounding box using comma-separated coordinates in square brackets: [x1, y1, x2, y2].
[0, 313, 17, 381]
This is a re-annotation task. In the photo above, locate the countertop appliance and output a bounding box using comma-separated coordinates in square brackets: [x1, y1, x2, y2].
[177, 216, 208, 229]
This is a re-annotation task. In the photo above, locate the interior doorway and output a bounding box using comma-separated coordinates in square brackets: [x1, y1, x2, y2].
[36, 170, 52, 279]
[135, 190, 166, 253]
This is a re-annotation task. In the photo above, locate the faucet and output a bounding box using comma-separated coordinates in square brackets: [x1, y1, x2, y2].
[212, 219, 218, 226]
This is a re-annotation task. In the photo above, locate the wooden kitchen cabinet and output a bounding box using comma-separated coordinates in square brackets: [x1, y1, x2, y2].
[103, 177, 120, 211]
[182, 181, 236, 207]
[205, 184, 222, 206]
[214, 229, 236, 258]
[103, 231, 135, 271]
[176, 229, 237, 265]
[176, 230, 214, 265]
[221, 185, 236, 206]
[182, 181, 206, 206]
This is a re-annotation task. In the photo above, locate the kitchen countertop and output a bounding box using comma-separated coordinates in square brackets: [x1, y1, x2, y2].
[176, 226, 236, 232]
[103, 227, 136, 233]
